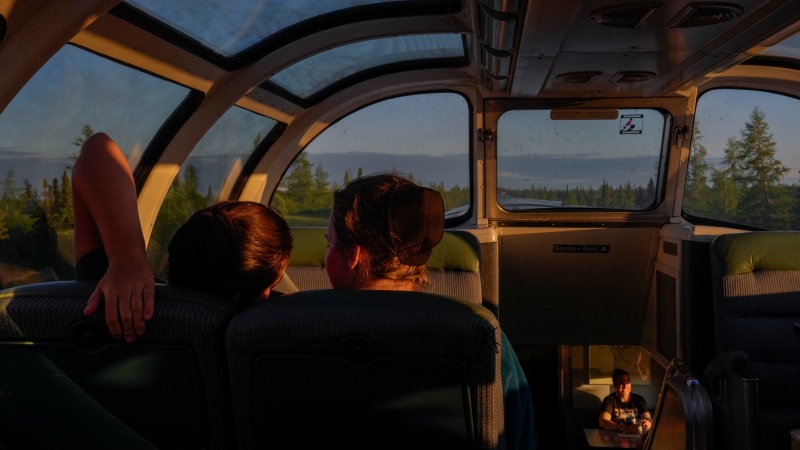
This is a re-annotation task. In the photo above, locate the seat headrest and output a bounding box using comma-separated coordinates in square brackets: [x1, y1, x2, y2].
[287, 228, 480, 272]
[711, 231, 800, 276]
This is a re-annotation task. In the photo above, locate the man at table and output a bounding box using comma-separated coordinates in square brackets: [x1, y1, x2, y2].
[598, 368, 652, 434]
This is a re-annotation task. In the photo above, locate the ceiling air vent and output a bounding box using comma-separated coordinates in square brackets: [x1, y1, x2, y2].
[611, 71, 656, 83]
[669, 3, 743, 28]
[555, 72, 601, 83]
[590, 5, 661, 29]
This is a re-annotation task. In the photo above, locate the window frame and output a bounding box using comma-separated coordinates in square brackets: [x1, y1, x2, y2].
[268, 90, 475, 228]
[682, 82, 800, 231]
[483, 98, 686, 227]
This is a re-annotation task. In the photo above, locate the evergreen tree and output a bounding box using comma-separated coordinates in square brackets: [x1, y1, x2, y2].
[0, 210, 7, 240]
[736, 107, 791, 228]
[792, 173, 800, 230]
[2, 169, 35, 235]
[182, 165, 209, 213]
[251, 132, 263, 151]
[281, 153, 315, 213]
[357, 167, 363, 178]
[598, 179, 614, 207]
[709, 137, 746, 221]
[343, 169, 352, 185]
[51, 169, 73, 230]
[684, 123, 711, 215]
[312, 163, 330, 210]
[69, 124, 95, 168]
[151, 165, 209, 245]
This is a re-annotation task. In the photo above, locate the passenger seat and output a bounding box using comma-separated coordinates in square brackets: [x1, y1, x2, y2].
[275, 227, 484, 304]
[0, 281, 236, 450]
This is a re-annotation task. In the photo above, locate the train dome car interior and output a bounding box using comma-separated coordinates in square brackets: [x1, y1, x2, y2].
[3, 0, 800, 449]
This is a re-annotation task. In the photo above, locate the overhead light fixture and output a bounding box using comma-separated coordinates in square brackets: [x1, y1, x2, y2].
[610, 71, 656, 83]
[590, 5, 661, 29]
[669, 3, 743, 28]
[480, 4, 517, 51]
[555, 72, 602, 83]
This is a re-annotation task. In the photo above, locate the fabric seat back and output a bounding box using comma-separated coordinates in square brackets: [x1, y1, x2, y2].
[0, 281, 236, 450]
[710, 232, 800, 407]
[276, 228, 484, 304]
[226, 289, 504, 450]
[707, 231, 800, 450]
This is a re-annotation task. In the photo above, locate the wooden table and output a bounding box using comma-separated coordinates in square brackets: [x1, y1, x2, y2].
[583, 428, 642, 448]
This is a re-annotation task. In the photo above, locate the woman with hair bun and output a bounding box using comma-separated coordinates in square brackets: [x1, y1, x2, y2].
[324, 173, 537, 450]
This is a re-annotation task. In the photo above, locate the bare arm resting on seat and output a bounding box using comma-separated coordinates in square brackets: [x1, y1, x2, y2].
[72, 132, 155, 342]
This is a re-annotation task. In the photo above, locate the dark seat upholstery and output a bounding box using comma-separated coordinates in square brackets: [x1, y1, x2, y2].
[226, 289, 504, 450]
[703, 232, 800, 450]
[646, 358, 715, 450]
[0, 281, 236, 450]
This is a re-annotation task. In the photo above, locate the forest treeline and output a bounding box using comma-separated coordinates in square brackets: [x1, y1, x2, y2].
[3, 108, 798, 284]
[499, 106, 800, 231]
[0, 128, 469, 281]
[683, 107, 799, 230]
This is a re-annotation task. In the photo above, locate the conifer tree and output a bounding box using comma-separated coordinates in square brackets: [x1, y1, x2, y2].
[312, 163, 330, 210]
[709, 137, 745, 221]
[282, 153, 315, 213]
[736, 107, 790, 228]
[684, 123, 711, 215]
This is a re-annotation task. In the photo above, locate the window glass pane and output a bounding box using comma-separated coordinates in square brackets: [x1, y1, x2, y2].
[761, 30, 800, 59]
[684, 89, 800, 230]
[0, 45, 189, 288]
[496, 109, 665, 211]
[270, 34, 465, 99]
[150, 106, 278, 253]
[126, 0, 440, 57]
[271, 93, 470, 226]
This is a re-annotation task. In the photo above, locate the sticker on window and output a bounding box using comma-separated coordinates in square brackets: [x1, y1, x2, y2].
[620, 114, 643, 134]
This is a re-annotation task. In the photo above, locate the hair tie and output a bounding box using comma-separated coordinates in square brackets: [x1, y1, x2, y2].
[386, 184, 445, 266]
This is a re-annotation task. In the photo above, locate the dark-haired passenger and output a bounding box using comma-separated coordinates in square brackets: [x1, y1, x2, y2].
[73, 133, 292, 342]
[598, 368, 652, 433]
[325, 173, 537, 450]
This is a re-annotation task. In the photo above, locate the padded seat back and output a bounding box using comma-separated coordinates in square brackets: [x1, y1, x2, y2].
[0, 281, 236, 450]
[710, 232, 800, 408]
[276, 228, 483, 303]
[226, 289, 504, 450]
[708, 231, 800, 450]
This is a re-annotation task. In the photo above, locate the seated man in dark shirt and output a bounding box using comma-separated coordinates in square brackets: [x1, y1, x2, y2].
[598, 368, 652, 434]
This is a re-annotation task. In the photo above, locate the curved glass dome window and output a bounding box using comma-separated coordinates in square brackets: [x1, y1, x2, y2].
[267, 34, 467, 102]
[121, 0, 455, 61]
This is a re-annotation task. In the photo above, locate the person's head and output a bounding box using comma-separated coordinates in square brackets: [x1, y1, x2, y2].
[168, 201, 293, 304]
[612, 368, 632, 400]
[326, 173, 444, 290]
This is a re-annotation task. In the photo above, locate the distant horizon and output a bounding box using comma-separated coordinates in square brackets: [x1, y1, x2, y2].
[3, 150, 799, 200]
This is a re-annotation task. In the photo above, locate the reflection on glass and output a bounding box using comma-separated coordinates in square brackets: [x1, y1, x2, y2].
[685, 89, 800, 230]
[126, 0, 426, 57]
[270, 34, 465, 99]
[150, 106, 277, 256]
[0, 44, 188, 288]
[271, 93, 470, 226]
[496, 109, 665, 211]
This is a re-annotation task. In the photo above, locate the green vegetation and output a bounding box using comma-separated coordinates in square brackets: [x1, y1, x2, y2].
[685, 107, 795, 229]
[0, 162, 74, 287]
[272, 153, 472, 226]
[500, 178, 657, 210]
